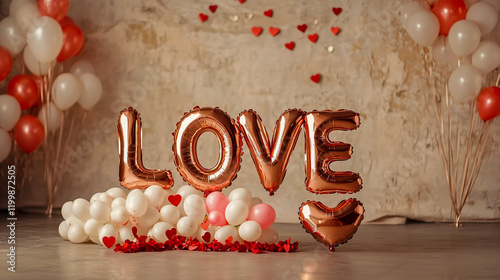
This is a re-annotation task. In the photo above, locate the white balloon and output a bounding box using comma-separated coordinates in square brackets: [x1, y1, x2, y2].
[257, 227, 279, 244]
[464, 0, 480, 9]
[126, 189, 148, 217]
[448, 20, 481, 57]
[183, 194, 207, 223]
[71, 198, 91, 222]
[432, 35, 458, 67]
[117, 223, 135, 243]
[160, 188, 176, 206]
[238, 221, 262, 242]
[159, 204, 181, 225]
[406, 10, 439, 46]
[26, 16, 63, 62]
[152, 222, 174, 242]
[225, 200, 249, 226]
[448, 65, 483, 104]
[77, 72, 103, 110]
[466, 2, 498, 36]
[89, 200, 111, 223]
[52, 73, 83, 110]
[471, 41, 500, 75]
[95, 192, 113, 205]
[214, 225, 241, 243]
[144, 185, 166, 208]
[0, 129, 12, 163]
[401, 1, 430, 28]
[134, 206, 160, 228]
[89, 235, 101, 244]
[0, 94, 21, 131]
[58, 220, 70, 240]
[176, 185, 199, 216]
[66, 216, 84, 227]
[482, 0, 500, 11]
[61, 201, 73, 220]
[228, 188, 253, 207]
[13, 0, 39, 35]
[111, 197, 127, 209]
[70, 59, 95, 77]
[37, 102, 61, 132]
[90, 192, 102, 203]
[110, 207, 130, 225]
[0, 17, 26, 56]
[98, 223, 117, 246]
[106, 187, 127, 199]
[67, 223, 88, 243]
[176, 216, 198, 237]
[23, 45, 55, 76]
[84, 218, 102, 237]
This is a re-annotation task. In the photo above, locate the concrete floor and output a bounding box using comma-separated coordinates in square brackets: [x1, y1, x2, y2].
[1, 214, 499, 280]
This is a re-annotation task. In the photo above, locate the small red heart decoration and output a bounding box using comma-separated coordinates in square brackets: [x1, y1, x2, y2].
[199, 13, 208, 22]
[209, 5, 218, 13]
[269, 27, 280, 36]
[202, 232, 211, 243]
[332, 7, 342, 15]
[297, 24, 307, 33]
[168, 194, 182, 206]
[308, 33, 318, 43]
[239, 0, 246, 3]
[310, 74, 321, 83]
[331, 27, 340, 35]
[264, 9, 273, 17]
[201, 219, 209, 231]
[225, 236, 233, 245]
[102, 236, 116, 249]
[252, 26, 263, 36]
[132, 226, 138, 238]
[285, 41, 295, 50]
[166, 228, 177, 240]
[284, 240, 291, 253]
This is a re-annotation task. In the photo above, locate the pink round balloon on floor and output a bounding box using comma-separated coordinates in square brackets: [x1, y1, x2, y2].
[208, 211, 227, 226]
[247, 203, 276, 229]
[205, 191, 229, 213]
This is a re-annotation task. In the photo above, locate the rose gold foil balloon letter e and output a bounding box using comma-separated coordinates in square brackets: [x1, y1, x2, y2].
[118, 107, 174, 189]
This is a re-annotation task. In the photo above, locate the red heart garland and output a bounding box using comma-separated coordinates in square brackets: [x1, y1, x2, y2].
[199, 13, 208, 22]
[331, 27, 340, 35]
[332, 7, 342, 15]
[166, 228, 177, 240]
[269, 27, 280, 36]
[297, 24, 307, 33]
[285, 41, 295, 50]
[310, 74, 321, 83]
[308, 33, 318, 43]
[264, 9, 273, 17]
[102, 236, 116, 249]
[209, 5, 218, 13]
[225, 236, 233, 245]
[202, 232, 211, 243]
[252, 26, 263, 36]
[239, 0, 246, 3]
[168, 194, 182, 206]
[201, 219, 209, 231]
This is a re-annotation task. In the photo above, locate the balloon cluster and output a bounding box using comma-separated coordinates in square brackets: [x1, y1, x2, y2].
[58, 185, 280, 247]
[0, 0, 102, 163]
[403, 0, 500, 120]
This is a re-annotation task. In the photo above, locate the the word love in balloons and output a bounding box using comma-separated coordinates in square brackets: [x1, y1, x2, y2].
[117, 106, 365, 251]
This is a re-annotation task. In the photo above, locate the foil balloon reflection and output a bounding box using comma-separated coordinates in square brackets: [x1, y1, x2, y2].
[303, 110, 362, 194]
[299, 199, 364, 252]
[237, 109, 304, 195]
[173, 106, 242, 195]
[118, 107, 174, 189]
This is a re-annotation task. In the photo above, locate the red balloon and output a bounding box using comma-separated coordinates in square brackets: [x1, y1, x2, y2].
[431, 0, 467, 35]
[14, 115, 45, 154]
[38, 0, 70, 22]
[0, 46, 13, 82]
[59, 16, 75, 26]
[477, 86, 500, 122]
[57, 23, 85, 62]
[7, 75, 39, 110]
[31, 74, 46, 107]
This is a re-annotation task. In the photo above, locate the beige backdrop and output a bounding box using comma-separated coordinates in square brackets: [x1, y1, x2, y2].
[1, 0, 499, 223]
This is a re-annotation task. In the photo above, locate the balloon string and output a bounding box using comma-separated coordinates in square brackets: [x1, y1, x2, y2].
[495, 71, 499, 87]
[50, 110, 66, 204]
[57, 110, 77, 196]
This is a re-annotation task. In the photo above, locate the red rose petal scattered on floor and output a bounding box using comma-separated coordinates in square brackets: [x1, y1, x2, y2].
[310, 74, 321, 83]
[332, 7, 342, 15]
[285, 41, 295, 50]
[199, 13, 209, 22]
[252, 26, 263, 36]
[308, 33, 318, 43]
[209, 5, 218, 13]
[331, 27, 340, 35]
[264, 9, 273, 17]
[297, 24, 307, 33]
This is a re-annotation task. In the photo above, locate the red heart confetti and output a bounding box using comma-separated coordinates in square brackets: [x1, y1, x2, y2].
[239, 0, 246, 3]
[310, 74, 321, 83]
[297, 24, 307, 33]
[284, 238, 291, 252]
[202, 232, 211, 243]
[209, 5, 218, 13]
[285, 41, 295, 50]
[132, 226, 138, 238]
[331, 27, 340, 35]
[308, 33, 318, 43]
[199, 13, 208, 22]
[168, 194, 182, 206]
[269, 27, 280, 36]
[166, 228, 177, 240]
[103, 236, 116, 249]
[332, 7, 342, 15]
[252, 26, 263, 36]
[201, 219, 209, 231]
[264, 9, 273, 17]
[225, 236, 233, 245]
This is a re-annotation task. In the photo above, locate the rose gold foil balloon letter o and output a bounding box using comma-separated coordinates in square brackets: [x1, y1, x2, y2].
[118, 107, 174, 189]
[303, 110, 362, 194]
[173, 106, 242, 195]
[237, 109, 304, 195]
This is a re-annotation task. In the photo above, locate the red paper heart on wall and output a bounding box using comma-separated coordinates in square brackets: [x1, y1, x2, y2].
[209, 5, 218, 13]
[252, 26, 263, 36]
[308, 33, 318, 43]
[102, 236, 116, 248]
[166, 228, 177, 239]
[199, 13, 208, 22]
[264, 9, 273, 17]
[332, 7, 342, 15]
[285, 41, 295, 50]
[299, 199, 364, 252]
[269, 27, 280, 36]
[297, 24, 307, 33]
[168, 194, 182, 206]
[202, 232, 211, 242]
[331, 27, 340, 35]
[310, 74, 321, 83]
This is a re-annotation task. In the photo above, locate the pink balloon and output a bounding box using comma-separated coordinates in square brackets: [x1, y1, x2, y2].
[247, 204, 276, 229]
[205, 191, 229, 213]
[208, 211, 227, 226]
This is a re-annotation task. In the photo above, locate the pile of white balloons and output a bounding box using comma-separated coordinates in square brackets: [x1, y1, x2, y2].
[58, 185, 280, 248]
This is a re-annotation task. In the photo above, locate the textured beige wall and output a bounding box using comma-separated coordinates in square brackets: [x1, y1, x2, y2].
[2, 0, 499, 222]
